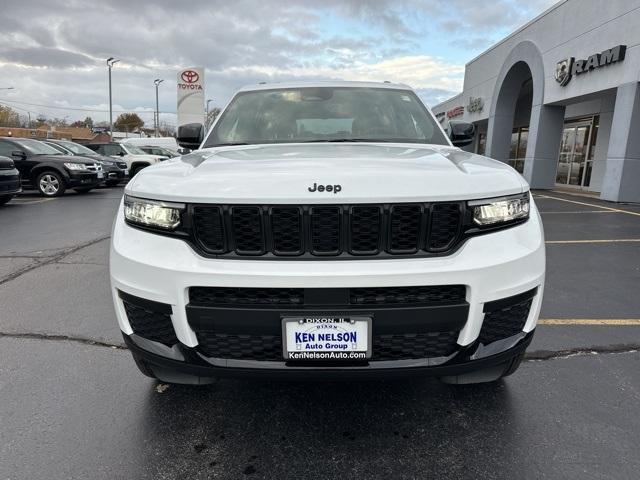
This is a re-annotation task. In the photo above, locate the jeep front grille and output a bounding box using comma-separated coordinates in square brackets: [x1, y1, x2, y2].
[190, 202, 464, 258]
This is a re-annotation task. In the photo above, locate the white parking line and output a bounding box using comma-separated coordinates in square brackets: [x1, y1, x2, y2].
[536, 194, 640, 217]
[11, 198, 55, 205]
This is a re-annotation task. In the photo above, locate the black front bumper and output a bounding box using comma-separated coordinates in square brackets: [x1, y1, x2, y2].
[103, 166, 128, 182]
[119, 286, 537, 380]
[67, 171, 100, 188]
[0, 170, 21, 195]
[123, 330, 534, 380]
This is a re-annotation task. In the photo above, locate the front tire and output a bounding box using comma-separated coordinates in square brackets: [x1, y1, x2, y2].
[36, 171, 66, 197]
[0, 195, 13, 206]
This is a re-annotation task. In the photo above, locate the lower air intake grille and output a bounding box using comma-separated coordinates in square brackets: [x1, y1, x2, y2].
[195, 331, 460, 361]
[372, 331, 459, 360]
[189, 287, 304, 306]
[196, 332, 283, 361]
[122, 299, 177, 346]
[350, 285, 466, 305]
[479, 289, 536, 344]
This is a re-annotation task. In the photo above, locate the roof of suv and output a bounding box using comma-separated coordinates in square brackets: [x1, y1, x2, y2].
[237, 80, 412, 93]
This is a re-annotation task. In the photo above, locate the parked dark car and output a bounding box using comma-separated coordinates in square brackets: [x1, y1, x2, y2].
[0, 155, 21, 206]
[0, 137, 102, 197]
[42, 139, 129, 187]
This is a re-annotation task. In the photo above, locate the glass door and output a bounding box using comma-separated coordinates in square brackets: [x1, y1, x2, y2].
[555, 120, 594, 188]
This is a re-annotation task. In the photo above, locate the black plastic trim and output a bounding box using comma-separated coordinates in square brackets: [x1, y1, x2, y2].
[483, 287, 538, 313]
[186, 303, 469, 335]
[122, 329, 534, 380]
[118, 290, 173, 314]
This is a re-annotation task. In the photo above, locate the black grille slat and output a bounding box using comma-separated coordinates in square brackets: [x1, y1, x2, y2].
[193, 206, 226, 253]
[350, 206, 382, 255]
[310, 206, 341, 255]
[189, 202, 465, 258]
[271, 207, 303, 255]
[388, 205, 423, 253]
[123, 301, 177, 346]
[350, 285, 466, 305]
[231, 206, 265, 255]
[189, 286, 464, 307]
[427, 203, 461, 251]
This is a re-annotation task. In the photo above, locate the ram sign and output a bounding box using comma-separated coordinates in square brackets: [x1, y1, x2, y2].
[177, 67, 205, 127]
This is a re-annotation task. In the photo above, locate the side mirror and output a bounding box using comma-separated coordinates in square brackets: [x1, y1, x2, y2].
[11, 150, 26, 160]
[177, 123, 204, 150]
[118, 151, 125, 156]
[448, 121, 475, 147]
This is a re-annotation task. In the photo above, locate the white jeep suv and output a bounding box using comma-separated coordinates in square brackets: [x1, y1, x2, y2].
[110, 81, 544, 385]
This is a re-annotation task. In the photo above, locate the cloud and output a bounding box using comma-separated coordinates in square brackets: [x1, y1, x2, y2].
[0, 0, 555, 123]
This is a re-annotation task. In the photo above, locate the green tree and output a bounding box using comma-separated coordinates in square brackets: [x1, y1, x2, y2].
[0, 105, 21, 127]
[114, 112, 144, 132]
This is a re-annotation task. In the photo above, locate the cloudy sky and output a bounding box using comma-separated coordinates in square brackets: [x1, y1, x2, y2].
[0, 0, 557, 128]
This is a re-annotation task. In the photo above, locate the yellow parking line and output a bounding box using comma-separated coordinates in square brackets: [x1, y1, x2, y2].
[539, 319, 640, 325]
[546, 238, 640, 244]
[536, 194, 640, 217]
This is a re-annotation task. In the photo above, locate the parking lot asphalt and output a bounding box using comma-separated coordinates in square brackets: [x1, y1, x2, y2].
[1, 187, 639, 479]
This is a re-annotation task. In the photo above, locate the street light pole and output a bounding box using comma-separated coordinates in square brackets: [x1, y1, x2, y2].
[107, 57, 119, 141]
[154, 79, 164, 137]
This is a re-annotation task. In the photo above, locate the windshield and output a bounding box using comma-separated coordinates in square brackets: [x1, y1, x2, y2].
[58, 141, 97, 156]
[205, 87, 449, 147]
[15, 139, 64, 155]
[122, 144, 147, 155]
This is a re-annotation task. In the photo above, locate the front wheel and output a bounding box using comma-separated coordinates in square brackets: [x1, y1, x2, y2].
[0, 195, 13, 206]
[36, 171, 66, 197]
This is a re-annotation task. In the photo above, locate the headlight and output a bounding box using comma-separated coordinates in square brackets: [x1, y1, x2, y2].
[469, 193, 530, 226]
[64, 162, 88, 171]
[123, 195, 184, 230]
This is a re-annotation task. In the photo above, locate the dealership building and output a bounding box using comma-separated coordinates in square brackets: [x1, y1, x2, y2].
[432, 0, 640, 202]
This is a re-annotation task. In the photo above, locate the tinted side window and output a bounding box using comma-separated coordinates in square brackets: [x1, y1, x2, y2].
[0, 141, 16, 157]
[103, 144, 122, 156]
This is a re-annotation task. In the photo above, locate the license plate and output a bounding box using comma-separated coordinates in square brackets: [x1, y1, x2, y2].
[97, 172, 104, 179]
[124, 169, 129, 176]
[282, 316, 371, 360]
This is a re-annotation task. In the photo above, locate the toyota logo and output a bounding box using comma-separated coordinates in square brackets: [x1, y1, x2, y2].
[181, 70, 199, 83]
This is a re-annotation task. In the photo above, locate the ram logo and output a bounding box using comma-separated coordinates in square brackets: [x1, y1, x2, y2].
[555, 58, 573, 86]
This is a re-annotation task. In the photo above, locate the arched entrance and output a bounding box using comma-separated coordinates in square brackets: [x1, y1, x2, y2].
[486, 41, 565, 189]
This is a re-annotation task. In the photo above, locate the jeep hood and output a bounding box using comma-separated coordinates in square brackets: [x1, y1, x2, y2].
[126, 143, 528, 203]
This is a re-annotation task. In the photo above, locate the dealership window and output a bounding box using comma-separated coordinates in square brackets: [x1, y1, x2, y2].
[476, 132, 486, 155]
[508, 127, 528, 173]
